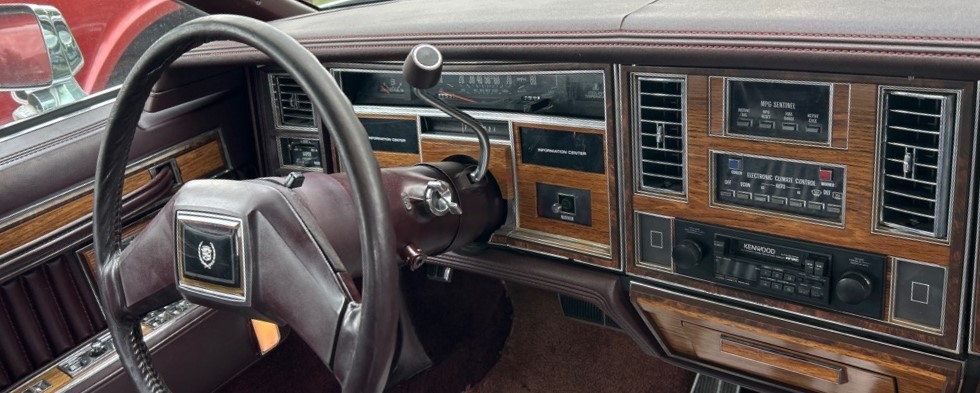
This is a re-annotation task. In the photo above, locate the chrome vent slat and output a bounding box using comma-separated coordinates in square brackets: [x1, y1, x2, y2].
[634, 76, 686, 196]
[639, 105, 683, 112]
[641, 159, 685, 167]
[270, 74, 317, 131]
[876, 88, 957, 240]
[639, 92, 682, 98]
[884, 173, 938, 186]
[887, 125, 941, 135]
[639, 119, 683, 126]
[882, 205, 937, 220]
[889, 108, 942, 118]
[885, 141, 939, 153]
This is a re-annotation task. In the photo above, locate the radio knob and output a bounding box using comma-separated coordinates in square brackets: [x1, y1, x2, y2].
[835, 271, 872, 305]
[672, 240, 703, 269]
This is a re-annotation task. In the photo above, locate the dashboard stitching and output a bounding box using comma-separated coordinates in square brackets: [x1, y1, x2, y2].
[0, 121, 106, 169]
[246, 27, 980, 42]
[183, 42, 980, 59]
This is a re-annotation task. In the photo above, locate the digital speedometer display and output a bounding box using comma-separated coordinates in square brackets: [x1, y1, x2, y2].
[337, 70, 605, 120]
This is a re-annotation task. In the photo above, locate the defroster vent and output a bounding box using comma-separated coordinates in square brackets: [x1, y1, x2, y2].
[876, 89, 958, 240]
[270, 74, 317, 131]
[634, 75, 686, 197]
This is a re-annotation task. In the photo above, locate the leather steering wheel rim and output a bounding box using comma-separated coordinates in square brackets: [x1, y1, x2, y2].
[92, 15, 399, 393]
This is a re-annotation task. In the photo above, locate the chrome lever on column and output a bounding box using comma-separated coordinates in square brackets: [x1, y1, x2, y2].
[423, 180, 462, 216]
[402, 44, 491, 183]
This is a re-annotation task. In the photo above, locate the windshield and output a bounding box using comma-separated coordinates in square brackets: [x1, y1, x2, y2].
[0, 1, 203, 133]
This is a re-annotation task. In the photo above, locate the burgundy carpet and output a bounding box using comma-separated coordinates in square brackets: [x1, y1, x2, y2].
[467, 284, 696, 393]
[218, 270, 696, 392]
[217, 269, 512, 393]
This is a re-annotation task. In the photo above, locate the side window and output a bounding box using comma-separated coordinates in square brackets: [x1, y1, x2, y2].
[0, 1, 204, 133]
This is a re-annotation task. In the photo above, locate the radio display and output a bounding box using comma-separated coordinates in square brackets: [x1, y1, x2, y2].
[727, 236, 805, 267]
[727, 79, 832, 144]
[713, 152, 845, 224]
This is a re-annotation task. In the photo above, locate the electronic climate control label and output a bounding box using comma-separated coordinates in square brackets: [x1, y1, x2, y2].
[713, 152, 845, 224]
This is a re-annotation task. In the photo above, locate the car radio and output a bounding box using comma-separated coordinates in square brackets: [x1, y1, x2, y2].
[672, 219, 885, 319]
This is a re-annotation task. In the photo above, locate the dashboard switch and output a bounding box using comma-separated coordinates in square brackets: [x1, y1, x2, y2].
[536, 183, 591, 226]
[728, 158, 743, 171]
[556, 193, 577, 215]
[819, 168, 833, 182]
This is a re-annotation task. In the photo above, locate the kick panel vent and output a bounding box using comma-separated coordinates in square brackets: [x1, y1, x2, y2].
[270, 74, 317, 131]
[634, 75, 686, 197]
[877, 89, 957, 240]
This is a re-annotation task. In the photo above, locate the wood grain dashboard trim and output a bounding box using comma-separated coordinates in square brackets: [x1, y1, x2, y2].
[622, 66, 975, 351]
[631, 283, 962, 393]
[325, 63, 620, 269]
[0, 133, 227, 259]
[358, 113, 424, 168]
[421, 138, 515, 199]
[510, 121, 617, 267]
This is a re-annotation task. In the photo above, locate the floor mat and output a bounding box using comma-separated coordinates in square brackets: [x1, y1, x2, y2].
[467, 284, 696, 393]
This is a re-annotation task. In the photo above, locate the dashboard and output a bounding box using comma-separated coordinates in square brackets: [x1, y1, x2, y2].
[249, 58, 975, 391]
[5, 1, 980, 392]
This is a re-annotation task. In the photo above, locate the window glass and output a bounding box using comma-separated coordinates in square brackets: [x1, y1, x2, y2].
[0, 1, 204, 132]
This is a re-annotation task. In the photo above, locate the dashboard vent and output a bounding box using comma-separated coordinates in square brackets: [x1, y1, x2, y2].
[634, 76, 686, 196]
[877, 89, 958, 240]
[270, 74, 317, 131]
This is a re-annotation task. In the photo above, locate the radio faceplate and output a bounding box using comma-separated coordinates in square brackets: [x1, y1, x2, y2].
[713, 152, 846, 224]
[672, 219, 885, 319]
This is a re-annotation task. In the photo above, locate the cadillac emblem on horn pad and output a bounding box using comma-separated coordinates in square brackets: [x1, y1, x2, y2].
[175, 211, 247, 301]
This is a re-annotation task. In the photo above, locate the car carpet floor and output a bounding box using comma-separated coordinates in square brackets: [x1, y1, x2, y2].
[467, 284, 696, 393]
[216, 269, 513, 393]
[217, 269, 696, 392]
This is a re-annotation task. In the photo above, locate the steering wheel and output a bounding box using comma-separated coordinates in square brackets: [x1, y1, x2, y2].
[93, 15, 399, 393]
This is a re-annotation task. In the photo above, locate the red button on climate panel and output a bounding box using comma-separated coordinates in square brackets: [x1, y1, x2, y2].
[818, 168, 833, 182]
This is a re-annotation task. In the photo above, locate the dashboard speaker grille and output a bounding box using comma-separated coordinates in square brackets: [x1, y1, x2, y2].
[634, 76, 686, 197]
[877, 89, 957, 240]
[270, 74, 317, 131]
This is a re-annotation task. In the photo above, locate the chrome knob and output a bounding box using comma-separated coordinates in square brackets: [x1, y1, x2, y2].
[424, 180, 462, 216]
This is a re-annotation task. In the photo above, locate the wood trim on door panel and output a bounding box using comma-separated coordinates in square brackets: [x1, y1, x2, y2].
[0, 134, 227, 259]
